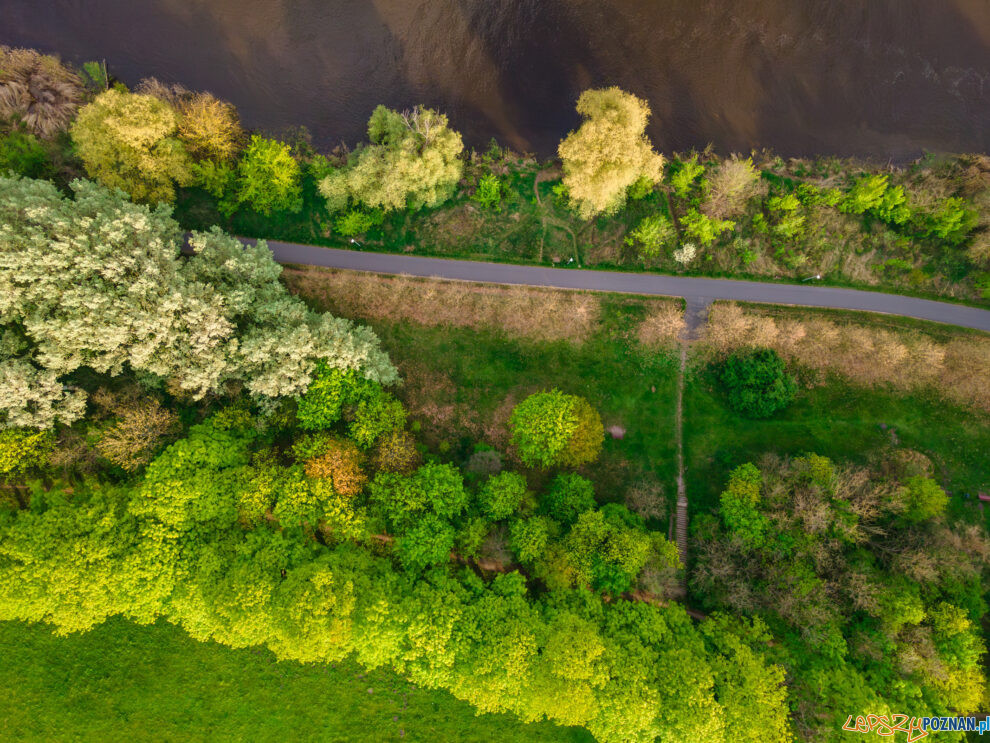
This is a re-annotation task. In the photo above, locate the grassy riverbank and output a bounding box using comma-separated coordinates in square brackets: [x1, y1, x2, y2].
[0, 619, 591, 743]
[175, 145, 990, 307]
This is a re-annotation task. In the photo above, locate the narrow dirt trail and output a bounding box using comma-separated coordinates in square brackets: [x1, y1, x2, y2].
[672, 298, 711, 597]
[673, 344, 688, 595]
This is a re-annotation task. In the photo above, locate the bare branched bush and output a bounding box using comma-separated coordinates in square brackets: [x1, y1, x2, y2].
[701, 155, 767, 220]
[135, 77, 191, 107]
[95, 396, 180, 472]
[0, 47, 83, 137]
[636, 303, 685, 346]
[624, 476, 667, 520]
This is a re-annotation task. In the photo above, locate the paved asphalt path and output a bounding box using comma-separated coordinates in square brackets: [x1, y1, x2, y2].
[246, 238, 990, 332]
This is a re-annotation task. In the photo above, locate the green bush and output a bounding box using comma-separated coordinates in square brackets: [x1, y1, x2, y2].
[296, 366, 364, 431]
[233, 135, 303, 215]
[0, 131, 49, 178]
[681, 208, 735, 247]
[478, 471, 528, 520]
[397, 514, 456, 571]
[349, 391, 406, 449]
[719, 348, 797, 419]
[901, 476, 948, 522]
[669, 154, 705, 200]
[509, 516, 553, 564]
[471, 173, 503, 210]
[625, 214, 676, 259]
[335, 209, 384, 237]
[541, 473, 596, 524]
[509, 390, 603, 469]
[917, 197, 978, 245]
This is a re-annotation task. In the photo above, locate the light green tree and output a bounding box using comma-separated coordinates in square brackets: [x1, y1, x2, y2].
[558, 88, 664, 219]
[479, 471, 529, 520]
[0, 175, 397, 424]
[233, 135, 303, 215]
[322, 105, 464, 213]
[71, 89, 193, 203]
[509, 390, 604, 469]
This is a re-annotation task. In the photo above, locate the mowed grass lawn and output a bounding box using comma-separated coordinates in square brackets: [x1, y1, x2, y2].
[684, 363, 990, 521]
[0, 619, 593, 743]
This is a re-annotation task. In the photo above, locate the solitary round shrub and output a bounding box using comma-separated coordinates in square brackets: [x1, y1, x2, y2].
[509, 390, 604, 469]
[719, 348, 796, 419]
[901, 476, 948, 522]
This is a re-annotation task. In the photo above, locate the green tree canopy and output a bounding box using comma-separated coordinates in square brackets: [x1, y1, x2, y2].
[719, 348, 797, 419]
[509, 390, 604, 469]
[478, 471, 529, 520]
[323, 105, 464, 213]
[233, 135, 303, 215]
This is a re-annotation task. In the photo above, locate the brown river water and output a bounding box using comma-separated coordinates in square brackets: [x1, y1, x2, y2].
[2, 0, 989, 159]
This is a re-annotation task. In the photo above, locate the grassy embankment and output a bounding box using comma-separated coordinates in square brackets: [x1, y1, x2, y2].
[685, 302, 990, 520]
[174, 145, 990, 306]
[283, 267, 989, 528]
[4, 271, 986, 742]
[0, 619, 592, 743]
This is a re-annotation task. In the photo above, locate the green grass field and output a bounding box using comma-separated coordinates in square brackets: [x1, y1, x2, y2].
[367, 301, 681, 524]
[683, 362, 990, 520]
[0, 619, 592, 743]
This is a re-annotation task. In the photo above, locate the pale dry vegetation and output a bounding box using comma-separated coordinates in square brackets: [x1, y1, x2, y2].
[0, 47, 83, 138]
[282, 266, 603, 342]
[703, 302, 990, 411]
[637, 302, 685, 346]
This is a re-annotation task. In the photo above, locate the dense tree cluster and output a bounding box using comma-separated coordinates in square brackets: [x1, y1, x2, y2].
[0, 383, 784, 742]
[0, 175, 396, 428]
[693, 454, 988, 739]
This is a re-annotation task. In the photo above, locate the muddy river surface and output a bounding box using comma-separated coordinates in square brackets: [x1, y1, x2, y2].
[3, 0, 989, 158]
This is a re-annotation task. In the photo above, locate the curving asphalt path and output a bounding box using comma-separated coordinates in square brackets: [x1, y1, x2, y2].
[245, 238, 990, 332]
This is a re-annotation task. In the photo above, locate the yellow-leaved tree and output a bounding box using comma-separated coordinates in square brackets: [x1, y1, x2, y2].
[558, 87, 664, 219]
[177, 91, 244, 162]
[71, 88, 193, 203]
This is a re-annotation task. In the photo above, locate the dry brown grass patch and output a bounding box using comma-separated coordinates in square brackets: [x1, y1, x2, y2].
[704, 302, 990, 411]
[637, 302, 686, 346]
[283, 266, 601, 343]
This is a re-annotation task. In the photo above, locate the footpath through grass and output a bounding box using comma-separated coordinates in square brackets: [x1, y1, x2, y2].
[0, 619, 592, 743]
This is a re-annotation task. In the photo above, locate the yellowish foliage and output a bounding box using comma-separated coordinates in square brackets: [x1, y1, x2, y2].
[637, 303, 686, 346]
[704, 302, 990, 411]
[70, 89, 193, 203]
[177, 92, 244, 162]
[558, 87, 664, 219]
